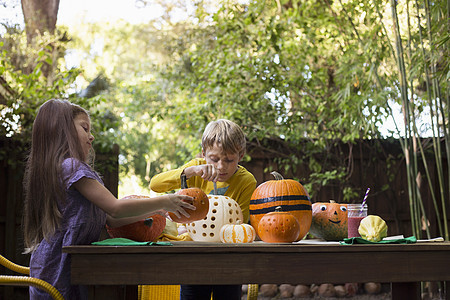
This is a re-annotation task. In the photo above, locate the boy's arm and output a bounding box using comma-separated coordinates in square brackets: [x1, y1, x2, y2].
[150, 168, 184, 193]
[150, 159, 199, 193]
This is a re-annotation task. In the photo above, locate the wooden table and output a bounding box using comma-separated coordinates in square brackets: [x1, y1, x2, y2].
[63, 241, 450, 300]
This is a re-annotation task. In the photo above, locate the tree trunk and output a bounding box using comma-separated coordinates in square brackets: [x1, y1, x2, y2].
[21, 0, 60, 44]
[21, 0, 60, 81]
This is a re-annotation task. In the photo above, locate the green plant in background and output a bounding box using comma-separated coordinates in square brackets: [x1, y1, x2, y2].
[385, 0, 448, 240]
[0, 28, 119, 164]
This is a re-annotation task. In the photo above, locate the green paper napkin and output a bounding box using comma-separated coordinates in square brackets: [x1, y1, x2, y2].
[340, 236, 417, 245]
[92, 238, 172, 246]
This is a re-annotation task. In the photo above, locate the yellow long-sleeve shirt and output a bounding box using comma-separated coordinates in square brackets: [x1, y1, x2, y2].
[150, 158, 257, 223]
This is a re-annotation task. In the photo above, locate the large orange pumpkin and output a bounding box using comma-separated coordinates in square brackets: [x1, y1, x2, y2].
[250, 171, 312, 241]
[257, 206, 300, 243]
[309, 200, 348, 241]
[106, 195, 167, 242]
[168, 175, 209, 223]
[106, 214, 166, 242]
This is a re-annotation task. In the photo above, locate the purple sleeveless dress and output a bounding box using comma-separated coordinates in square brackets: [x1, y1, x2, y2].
[29, 158, 107, 299]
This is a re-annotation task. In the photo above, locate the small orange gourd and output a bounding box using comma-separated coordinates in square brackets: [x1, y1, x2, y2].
[257, 206, 300, 243]
[220, 221, 256, 243]
[168, 175, 209, 223]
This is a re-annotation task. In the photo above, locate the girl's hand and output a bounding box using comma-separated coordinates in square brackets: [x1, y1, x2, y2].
[164, 194, 196, 219]
[185, 164, 218, 182]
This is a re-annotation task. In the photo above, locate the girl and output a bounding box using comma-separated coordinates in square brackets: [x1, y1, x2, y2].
[22, 99, 194, 299]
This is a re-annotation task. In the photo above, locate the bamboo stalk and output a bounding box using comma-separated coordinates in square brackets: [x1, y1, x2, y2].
[419, 139, 442, 235]
[343, 0, 447, 239]
[405, 0, 425, 238]
[421, 0, 449, 240]
[390, 0, 422, 237]
[390, 0, 410, 234]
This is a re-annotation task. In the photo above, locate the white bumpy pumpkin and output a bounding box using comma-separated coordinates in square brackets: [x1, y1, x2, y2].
[220, 220, 256, 243]
[186, 195, 243, 242]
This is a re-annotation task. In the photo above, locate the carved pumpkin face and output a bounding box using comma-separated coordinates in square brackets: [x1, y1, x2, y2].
[309, 201, 348, 241]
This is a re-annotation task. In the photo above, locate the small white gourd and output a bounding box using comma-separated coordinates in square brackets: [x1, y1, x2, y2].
[220, 220, 256, 243]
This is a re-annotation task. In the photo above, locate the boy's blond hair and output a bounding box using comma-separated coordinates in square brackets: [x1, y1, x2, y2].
[202, 119, 246, 156]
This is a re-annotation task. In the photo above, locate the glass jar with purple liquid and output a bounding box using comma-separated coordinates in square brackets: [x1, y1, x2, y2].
[347, 204, 368, 238]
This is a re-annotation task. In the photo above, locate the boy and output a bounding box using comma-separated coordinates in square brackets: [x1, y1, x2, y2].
[150, 119, 257, 300]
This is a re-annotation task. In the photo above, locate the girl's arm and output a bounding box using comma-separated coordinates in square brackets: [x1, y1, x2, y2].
[73, 177, 195, 219]
[106, 211, 165, 228]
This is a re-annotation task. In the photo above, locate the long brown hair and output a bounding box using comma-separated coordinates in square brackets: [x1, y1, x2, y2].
[23, 99, 92, 252]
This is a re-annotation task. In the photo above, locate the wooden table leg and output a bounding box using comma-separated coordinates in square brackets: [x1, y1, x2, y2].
[445, 281, 449, 300]
[88, 285, 137, 300]
[125, 285, 138, 300]
[391, 282, 420, 300]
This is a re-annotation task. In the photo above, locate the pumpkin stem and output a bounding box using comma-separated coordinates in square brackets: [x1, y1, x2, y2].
[270, 171, 284, 181]
[275, 206, 283, 212]
[144, 217, 153, 228]
[330, 200, 336, 203]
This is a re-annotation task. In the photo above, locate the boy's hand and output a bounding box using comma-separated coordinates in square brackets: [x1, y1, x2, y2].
[163, 194, 196, 219]
[185, 165, 219, 182]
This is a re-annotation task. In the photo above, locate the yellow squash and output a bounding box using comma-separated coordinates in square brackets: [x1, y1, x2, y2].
[358, 215, 388, 242]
